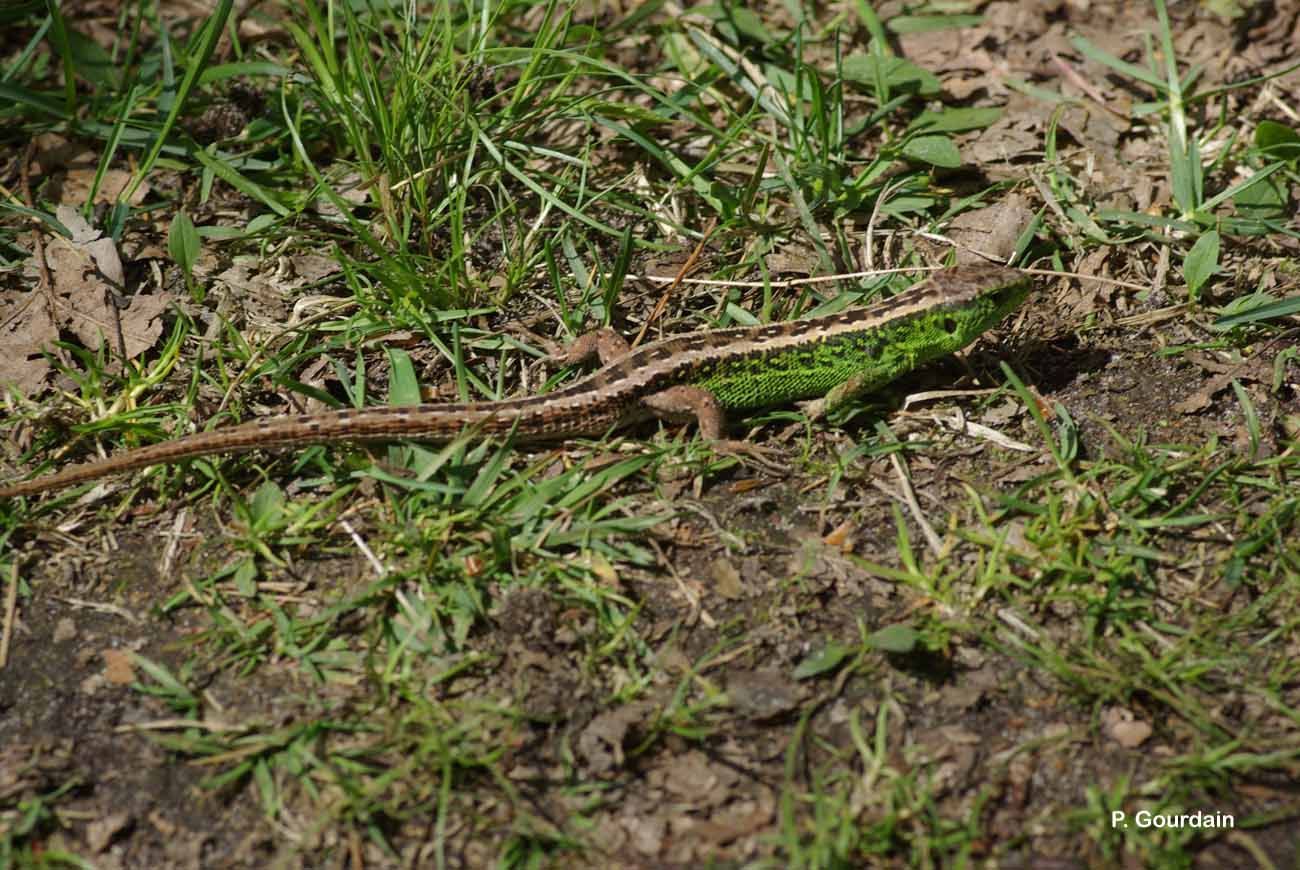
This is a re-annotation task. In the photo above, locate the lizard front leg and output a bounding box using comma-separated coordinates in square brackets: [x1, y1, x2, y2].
[798, 369, 891, 421]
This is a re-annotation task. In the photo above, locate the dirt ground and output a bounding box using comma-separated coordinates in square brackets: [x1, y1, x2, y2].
[3, 1, 1300, 868]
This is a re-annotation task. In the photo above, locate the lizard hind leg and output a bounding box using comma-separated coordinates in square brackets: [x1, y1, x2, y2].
[641, 386, 785, 470]
[554, 328, 633, 368]
[641, 385, 725, 439]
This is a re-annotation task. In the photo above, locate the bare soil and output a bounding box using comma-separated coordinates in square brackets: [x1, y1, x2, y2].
[3, 1, 1300, 867]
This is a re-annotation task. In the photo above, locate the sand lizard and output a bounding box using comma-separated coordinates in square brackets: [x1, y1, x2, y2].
[0, 264, 1032, 499]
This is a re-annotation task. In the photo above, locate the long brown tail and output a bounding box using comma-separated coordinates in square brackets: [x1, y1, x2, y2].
[0, 386, 628, 499]
[0, 404, 513, 499]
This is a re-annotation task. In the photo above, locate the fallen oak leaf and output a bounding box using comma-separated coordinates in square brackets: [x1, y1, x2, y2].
[37, 205, 173, 360]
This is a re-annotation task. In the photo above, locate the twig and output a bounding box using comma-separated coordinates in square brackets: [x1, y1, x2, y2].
[1, 561, 19, 669]
[889, 451, 943, 558]
[633, 217, 717, 348]
[619, 265, 1151, 293]
[20, 142, 70, 367]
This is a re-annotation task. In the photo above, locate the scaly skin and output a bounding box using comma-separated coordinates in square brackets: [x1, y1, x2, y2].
[0, 265, 1031, 499]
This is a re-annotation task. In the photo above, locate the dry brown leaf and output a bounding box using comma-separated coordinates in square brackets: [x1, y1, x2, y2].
[1062, 248, 1119, 317]
[1173, 355, 1271, 416]
[948, 192, 1033, 264]
[657, 750, 723, 800]
[622, 810, 666, 856]
[0, 288, 57, 394]
[1103, 706, 1153, 749]
[38, 206, 172, 359]
[85, 810, 133, 853]
[1173, 372, 1234, 415]
[32, 132, 150, 207]
[577, 701, 655, 773]
[214, 253, 343, 335]
[290, 253, 343, 283]
[726, 668, 800, 720]
[52, 618, 78, 644]
[708, 557, 745, 600]
[102, 648, 136, 685]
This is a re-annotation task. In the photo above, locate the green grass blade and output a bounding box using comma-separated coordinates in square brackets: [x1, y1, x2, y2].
[122, 0, 234, 204]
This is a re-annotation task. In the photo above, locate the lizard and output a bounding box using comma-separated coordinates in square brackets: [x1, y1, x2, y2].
[0, 264, 1032, 500]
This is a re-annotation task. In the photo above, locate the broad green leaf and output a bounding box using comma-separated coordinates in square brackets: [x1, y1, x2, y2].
[902, 135, 961, 168]
[1255, 120, 1300, 162]
[1183, 230, 1220, 297]
[661, 31, 706, 77]
[168, 211, 200, 274]
[1200, 161, 1284, 212]
[793, 642, 853, 680]
[723, 7, 775, 44]
[198, 61, 294, 85]
[65, 30, 120, 87]
[841, 55, 940, 95]
[1202, 0, 1246, 20]
[584, 99, 670, 124]
[909, 106, 1002, 133]
[129, 653, 196, 702]
[387, 347, 421, 407]
[888, 14, 983, 33]
[867, 624, 919, 653]
[0, 0, 42, 25]
[1232, 175, 1286, 216]
[234, 556, 258, 597]
[250, 480, 286, 528]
